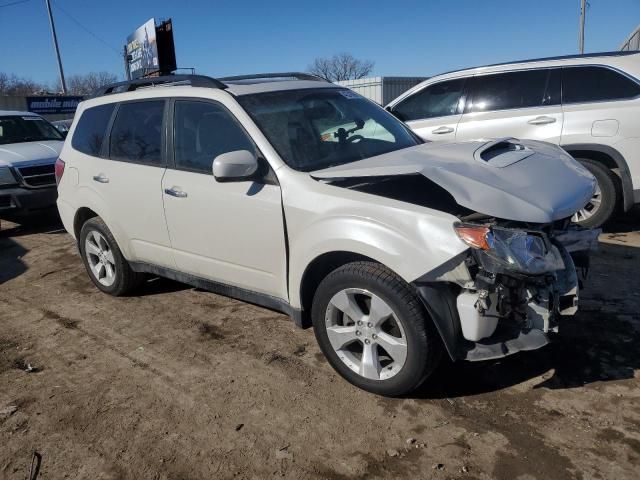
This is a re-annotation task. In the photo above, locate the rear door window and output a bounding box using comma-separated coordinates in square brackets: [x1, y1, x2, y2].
[109, 100, 165, 165]
[173, 100, 255, 174]
[465, 69, 560, 113]
[71, 104, 115, 156]
[562, 66, 640, 104]
[392, 78, 466, 121]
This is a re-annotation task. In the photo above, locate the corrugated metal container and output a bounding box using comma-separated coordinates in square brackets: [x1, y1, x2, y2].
[620, 24, 640, 51]
[336, 76, 428, 105]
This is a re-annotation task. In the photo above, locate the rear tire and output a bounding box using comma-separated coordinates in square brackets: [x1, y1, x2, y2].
[572, 158, 620, 228]
[311, 261, 442, 396]
[79, 217, 144, 296]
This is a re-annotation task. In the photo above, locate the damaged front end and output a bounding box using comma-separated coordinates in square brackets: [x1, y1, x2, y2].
[426, 218, 599, 361]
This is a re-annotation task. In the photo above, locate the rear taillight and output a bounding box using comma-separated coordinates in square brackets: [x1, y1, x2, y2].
[54, 158, 65, 185]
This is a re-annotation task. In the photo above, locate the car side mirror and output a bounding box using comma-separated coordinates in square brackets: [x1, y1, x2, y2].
[386, 107, 403, 121]
[212, 150, 258, 182]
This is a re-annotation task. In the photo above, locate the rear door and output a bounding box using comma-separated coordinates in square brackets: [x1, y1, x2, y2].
[161, 99, 288, 299]
[93, 100, 173, 267]
[389, 78, 466, 142]
[455, 69, 563, 143]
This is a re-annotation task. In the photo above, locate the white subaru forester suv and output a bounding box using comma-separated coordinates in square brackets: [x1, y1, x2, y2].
[56, 73, 597, 395]
[386, 51, 640, 228]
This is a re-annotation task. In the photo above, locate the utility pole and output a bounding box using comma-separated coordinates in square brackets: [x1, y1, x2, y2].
[44, 0, 67, 93]
[578, 0, 587, 54]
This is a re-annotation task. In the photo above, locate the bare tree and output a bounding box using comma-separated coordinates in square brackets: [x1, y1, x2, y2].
[308, 53, 374, 82]
[66, 72, 119, 95]
[0, 73, 47, 96]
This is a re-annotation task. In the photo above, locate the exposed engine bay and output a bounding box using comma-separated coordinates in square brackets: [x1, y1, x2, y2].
[322, 172, 600, 361]
[452, 217, 598, 360]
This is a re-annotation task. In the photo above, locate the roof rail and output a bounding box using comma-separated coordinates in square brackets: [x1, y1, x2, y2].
[219, 72, 329, 83]
[436, 50, 639, 78]
[92, 75, 227, 97]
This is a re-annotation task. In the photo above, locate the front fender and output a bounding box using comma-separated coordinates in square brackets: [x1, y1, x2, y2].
[288, 213, 467, 309]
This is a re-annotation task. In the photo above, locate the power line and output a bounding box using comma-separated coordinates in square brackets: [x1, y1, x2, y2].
[0, 0, 31, 8]
[50, 0, 121, 57]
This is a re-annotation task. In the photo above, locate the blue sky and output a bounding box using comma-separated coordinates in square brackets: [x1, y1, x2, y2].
[1, 0, 639, 85]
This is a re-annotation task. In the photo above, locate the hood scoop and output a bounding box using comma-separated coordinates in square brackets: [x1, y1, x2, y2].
[474, 138, 534, 167]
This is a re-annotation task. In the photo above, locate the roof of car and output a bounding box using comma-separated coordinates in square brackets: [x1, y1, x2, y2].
[0, 110, 40, 117]
[435, 50, 640, 79]
[224, 79, 338, 95]
[89, 73, 340, 100]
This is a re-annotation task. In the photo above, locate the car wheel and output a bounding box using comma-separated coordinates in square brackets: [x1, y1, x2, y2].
[572, 158, 620, 228]
[79, 217, 144, 296]
[311, 261, 442, 396]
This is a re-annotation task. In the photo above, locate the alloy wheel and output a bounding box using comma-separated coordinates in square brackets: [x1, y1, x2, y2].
[84, 230, 116, 287]
[573, 181, 602, 223]
[324, 288, 407, 381]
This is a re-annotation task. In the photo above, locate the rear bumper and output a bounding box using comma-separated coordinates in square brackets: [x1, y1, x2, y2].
[0, 185, 57, 218]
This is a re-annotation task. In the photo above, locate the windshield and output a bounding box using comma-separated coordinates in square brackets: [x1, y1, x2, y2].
[238, 88, 420, 171]
[0, 115, 64, 145]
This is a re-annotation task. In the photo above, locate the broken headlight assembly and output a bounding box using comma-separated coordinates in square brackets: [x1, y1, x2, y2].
[454, 224, 564, 275]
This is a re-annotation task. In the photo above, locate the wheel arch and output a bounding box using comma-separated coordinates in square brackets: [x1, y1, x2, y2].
[297, 251, 374, 328]
[562, 143, 633, 211]
[73, 207, 99, 241]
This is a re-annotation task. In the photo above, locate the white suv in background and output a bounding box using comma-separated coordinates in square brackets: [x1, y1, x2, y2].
[387, 51, 640, 227]
[57, 73, 597, 396]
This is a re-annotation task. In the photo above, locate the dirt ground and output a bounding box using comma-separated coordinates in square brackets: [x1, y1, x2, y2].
[1, 211, 639, 480]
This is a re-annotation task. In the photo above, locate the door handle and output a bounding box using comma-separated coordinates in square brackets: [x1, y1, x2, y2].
[164, 187, 188, 198]
[527, 116, 556, 125]
[432, 126, 454, 134]
[92, 174, 109, 183]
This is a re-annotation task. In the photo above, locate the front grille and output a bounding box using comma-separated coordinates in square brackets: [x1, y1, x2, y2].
[16, 163, 56, 188]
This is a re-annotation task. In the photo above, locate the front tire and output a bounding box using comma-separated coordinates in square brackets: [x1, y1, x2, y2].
[572, 158, 620, 228]
[311, 261, 442, 396]
[79, 217, 144, 296]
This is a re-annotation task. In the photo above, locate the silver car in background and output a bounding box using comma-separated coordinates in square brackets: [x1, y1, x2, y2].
[0, 111, 63, 222]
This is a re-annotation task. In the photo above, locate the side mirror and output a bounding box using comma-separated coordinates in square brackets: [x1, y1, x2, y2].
[212, 150, 258, 182]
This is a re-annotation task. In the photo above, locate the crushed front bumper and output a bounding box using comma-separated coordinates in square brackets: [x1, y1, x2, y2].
[415, 226, 598, 362]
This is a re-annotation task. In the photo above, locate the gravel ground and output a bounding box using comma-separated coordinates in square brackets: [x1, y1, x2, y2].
[1, 211, 639, 480]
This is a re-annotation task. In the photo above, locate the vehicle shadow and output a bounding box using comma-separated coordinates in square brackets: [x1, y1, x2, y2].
[0, 211, 65, 239]
[413, 234, 640, 399]
[135, 276, 190, 296]
[602, 205, 640, 234]
[0, 213, 65, 284]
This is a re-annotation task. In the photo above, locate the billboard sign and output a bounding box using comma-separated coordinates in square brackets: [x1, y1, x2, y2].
[26, 96, 83, 115]
[126, 18, 159, 79]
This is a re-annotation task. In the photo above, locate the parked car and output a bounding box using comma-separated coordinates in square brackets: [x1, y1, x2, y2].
[386, 51, 640, 228]
[52, 119, 73, 137]
[0, 110, 64, 222]
[56, 73, 597, 396]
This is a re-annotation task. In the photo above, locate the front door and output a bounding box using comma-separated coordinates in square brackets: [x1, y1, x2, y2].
[161, 99, 288, 299]
[390, 78, 466, 142]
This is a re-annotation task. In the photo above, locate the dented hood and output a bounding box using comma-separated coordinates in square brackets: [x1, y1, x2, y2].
[311, 138, 596, 223]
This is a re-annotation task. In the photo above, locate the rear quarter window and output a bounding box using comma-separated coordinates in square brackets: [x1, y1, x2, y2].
[562, 66, 640, 104]
[71, 104, 116, 156]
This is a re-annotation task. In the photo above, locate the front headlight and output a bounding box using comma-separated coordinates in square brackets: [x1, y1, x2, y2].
[455, 224, 565, 275]
[0, 166, 17, 186]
